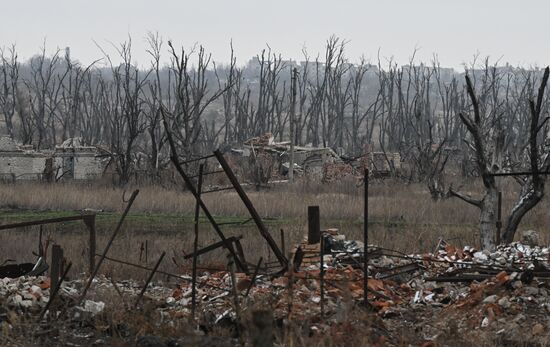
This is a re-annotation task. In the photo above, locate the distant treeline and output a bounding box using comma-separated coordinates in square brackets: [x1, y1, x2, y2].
[0, 35, 547, 183]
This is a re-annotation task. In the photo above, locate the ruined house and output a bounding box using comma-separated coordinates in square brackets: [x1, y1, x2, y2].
[0, 136, 110, 181]
[365, 152, 401, 176]
[0, 137, 48, 181]
[228, 134, 403, 181]
[53, 138, 111, 180]
[230, 133, 347, 181]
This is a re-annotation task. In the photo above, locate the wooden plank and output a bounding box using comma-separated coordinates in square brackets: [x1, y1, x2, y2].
[214, 149, 287, 269]
[0, 214, 94, 230]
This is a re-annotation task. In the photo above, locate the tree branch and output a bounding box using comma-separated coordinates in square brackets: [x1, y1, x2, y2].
[448, 187, 482, 208]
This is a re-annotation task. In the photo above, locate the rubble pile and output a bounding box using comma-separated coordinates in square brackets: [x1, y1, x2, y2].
[3, 230, 550, 345]
[0, 276, 50, 312]
[322, 163, 354, 182]
[366, 235, 550, 345]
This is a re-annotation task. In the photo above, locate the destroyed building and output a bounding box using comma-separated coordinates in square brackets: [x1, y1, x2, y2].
[229, 133, 401, 181]
[53, 138, 111, 180]
[228, 133, 344, 181]
[0, 136, 110, 181]
[361, 151, 401, 176]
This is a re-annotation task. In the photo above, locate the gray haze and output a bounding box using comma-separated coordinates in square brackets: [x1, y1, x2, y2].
[0, 0, 547, 67]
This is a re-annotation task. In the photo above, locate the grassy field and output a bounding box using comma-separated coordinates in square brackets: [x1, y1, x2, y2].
[1, 178, 549, 279]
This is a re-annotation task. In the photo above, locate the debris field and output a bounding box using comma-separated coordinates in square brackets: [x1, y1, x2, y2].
[3, 228, 550, 345]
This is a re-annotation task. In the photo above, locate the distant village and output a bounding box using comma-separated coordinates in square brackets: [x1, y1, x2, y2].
[0, 132, 400, 183]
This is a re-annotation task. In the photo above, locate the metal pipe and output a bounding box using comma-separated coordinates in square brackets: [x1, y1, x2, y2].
[134, 251, 166, 308]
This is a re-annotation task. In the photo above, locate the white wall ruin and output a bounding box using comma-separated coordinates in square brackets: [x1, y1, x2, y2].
[0, 136, 109, 181]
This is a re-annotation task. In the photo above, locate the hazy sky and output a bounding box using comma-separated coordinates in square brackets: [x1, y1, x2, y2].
[0, 0, 546, 69]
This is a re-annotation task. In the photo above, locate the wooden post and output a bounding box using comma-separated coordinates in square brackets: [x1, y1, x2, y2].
[280, 229, 286, 257]
[364, 169, 369, 307]
[50, 245, 63, 295]
[134, 251, 165, 309]
[145, 240, 148, 264]
[38, 225, 43, 257]
[192, 164, 204, 321]
[39, 262, 72, 321]
[233, 240, 247, 272]
[496, 191, 502, 245]
[83, 214, 96, 276]
[79, 190, 139, 305]
[228, 254, 244, 346]
[289, 67, 297, 182]
[285, 251, 294, 346]
[320, 233, 325, 318]
[308, 206, 320, 244]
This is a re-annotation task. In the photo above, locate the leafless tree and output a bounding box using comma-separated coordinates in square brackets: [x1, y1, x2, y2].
[347, 58, 381, 156]
[23, 45, 69, 148]
[450, 66, 550, 249]
[162, 41, 227, 158]
[502, 67, 550, 243]
[58, 55, 97, 142]
[97, 38, 150, 184]
[216, 42, 237, 145]
[79, 68, 105, 146]
[0, 45, 19, 138]
[144, 32, 169, 175]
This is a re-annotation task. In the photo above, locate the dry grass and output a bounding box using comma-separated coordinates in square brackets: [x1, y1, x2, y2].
[3, 179, 550, 346]
[0, 177, 543, 223]
[1, 178, 550, 277]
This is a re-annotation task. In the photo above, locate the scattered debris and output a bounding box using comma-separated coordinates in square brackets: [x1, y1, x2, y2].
[4, 225, 550, 345]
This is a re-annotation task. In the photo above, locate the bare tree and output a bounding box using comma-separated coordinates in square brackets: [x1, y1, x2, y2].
[58, 56, 97, 142]
[216, 42, 237, 145]
[144, 32, 169, 175]
[24, 45, 69, 148]
[502, 67, 550, 242]
[450, 66, 550, 249]
[0, 45, 19, 138]
[98, 38, 150, 184]
[163, 41, 227, 157]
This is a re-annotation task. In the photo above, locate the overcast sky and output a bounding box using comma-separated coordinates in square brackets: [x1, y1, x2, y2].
[0, 0, 546, 69]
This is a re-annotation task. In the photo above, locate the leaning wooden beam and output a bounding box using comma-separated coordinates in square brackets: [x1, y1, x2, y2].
[192, 164, 204, 321]
[162, 115, 247, 273]
[214, 149, 288, 269]
[78, 190, 139, 305]
[184, 236, 243, 260]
